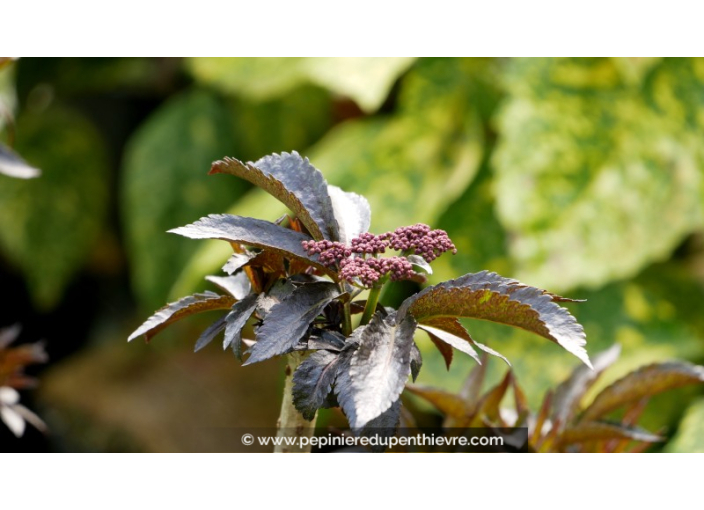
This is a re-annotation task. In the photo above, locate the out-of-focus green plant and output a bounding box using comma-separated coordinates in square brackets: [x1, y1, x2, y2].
[408, 344, 704, 452]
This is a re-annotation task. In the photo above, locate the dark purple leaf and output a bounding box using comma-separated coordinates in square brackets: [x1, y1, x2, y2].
[193, 316, 227, 352]
[168, 214, 335, 278]
[582, 361, 704, 421]
[398, 270, 590, 367]
[128, 291, 234, 342]
[222, 251, 256, 275]
[308, 329, 346, 351]
[244, 282, 341, 365]
[347, 312, 418, 429]
[206, 272, 251, 300]
[210, 152, 339, 241]
[552, 344, 621, 427]
[255, 278, 296, 319]
[410, 342, 422, 382]
[292, 350, 342, 420]
[224, 293, 259, 359]
[407, 255, 432, 275]
[361, 399, 402, 452]
[327, 185, 371, 245]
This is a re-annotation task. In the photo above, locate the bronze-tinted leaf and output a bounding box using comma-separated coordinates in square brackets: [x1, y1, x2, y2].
[552, 344, 621, 427]
[169, 214, 335, 278]
[560, 421, 663, 446]
[418, 324, 480, 365]
[421, 317, 510, 365]
[210, 152, 339, 241]
[405, 384, 472, 420]
[244, 282, 340, 365]
[582, 361, 704, 421]
[348, 312, 418, 429]
[127, 291, 234, 342]
[398, 270, 590, 367]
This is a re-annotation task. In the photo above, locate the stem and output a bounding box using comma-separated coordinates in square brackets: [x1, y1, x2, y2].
[360, 283, 383, 325]
[275, 352, 317, 453]
[340, 282, 352, 336]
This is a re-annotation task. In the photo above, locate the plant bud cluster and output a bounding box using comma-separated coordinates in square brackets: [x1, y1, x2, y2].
[302, 224, 456, 287]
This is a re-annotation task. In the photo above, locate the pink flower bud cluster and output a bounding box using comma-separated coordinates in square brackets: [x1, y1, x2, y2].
[388, 224, 457, 262]
[302, 239, 351, 266]
[338, 256, 416, 287]
[302, 224, 456, 287]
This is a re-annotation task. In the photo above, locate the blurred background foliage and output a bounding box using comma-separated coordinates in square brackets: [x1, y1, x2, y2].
[0, 57, 703, 452]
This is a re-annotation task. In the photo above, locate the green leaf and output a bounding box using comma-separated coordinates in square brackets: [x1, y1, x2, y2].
[0, 106, 109, 309]
[665, 398, 704, 453]
[309, 58, 484, 234]
[347, 312, 418, 429]
[210, 151, 339, 241]
[128, 291, 235, 342]
[398, 270, 590, 367]
[186, 57, 415, 112]
[302, 57, 416, 113]
[121, 89, 250, 310]
[582, 361, 704, 422]
[0, 142, 40, 178]
[494, 57, 704, 292]
[169, 214, 334, 277]
[244, 282, 340, 365]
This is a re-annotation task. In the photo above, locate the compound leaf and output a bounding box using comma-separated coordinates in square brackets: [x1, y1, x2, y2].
[128, 291, 234, 342]
[244, 282, 340, 365]
[399, 270, 590, 368]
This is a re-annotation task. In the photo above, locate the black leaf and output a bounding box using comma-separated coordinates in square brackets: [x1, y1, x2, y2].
[224, 293, 259, 360]
[244, 282, 341, 365]
[292, 350, 342, 421]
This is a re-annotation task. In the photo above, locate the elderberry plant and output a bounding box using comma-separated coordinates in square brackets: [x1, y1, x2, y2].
[128, 151, 591, 445]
